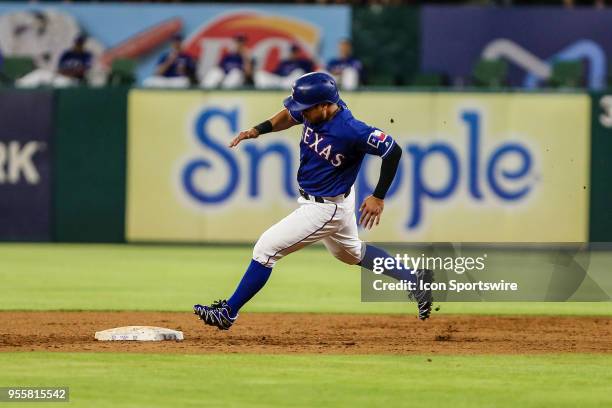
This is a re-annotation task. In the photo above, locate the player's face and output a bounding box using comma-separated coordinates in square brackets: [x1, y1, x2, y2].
[235, 38, 246, 53]
[302, 104, 328, 124]
[339, 41, 351, 58]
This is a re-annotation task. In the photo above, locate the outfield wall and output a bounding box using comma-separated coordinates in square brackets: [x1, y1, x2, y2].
[127, 90, 589, 243]
[0, 88, 608, 243]
[0, 90, 54, 241]
[589, 92, 612, 242]
[53, 88, 128, 243]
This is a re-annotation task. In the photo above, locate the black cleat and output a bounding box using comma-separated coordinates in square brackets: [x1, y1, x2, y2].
[411, 269, 434, 320]
[193, 299, 237, 330]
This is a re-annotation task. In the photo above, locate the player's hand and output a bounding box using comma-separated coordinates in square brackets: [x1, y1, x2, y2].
[359, 195, 384, 230]
[229, 128, 259, 148]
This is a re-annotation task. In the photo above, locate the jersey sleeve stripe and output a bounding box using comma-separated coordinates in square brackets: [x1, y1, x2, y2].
[287, 109, 303, 124]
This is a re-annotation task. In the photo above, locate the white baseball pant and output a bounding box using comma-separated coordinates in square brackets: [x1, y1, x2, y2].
[253, 188, 364, 267]
[201, 67, 245, 89]
[142, 75, 190, 88]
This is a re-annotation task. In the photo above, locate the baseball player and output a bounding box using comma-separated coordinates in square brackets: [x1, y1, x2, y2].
[194, 72, 432, 330]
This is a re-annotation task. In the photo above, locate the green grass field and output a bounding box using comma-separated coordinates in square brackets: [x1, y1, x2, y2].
[1, 244, 611, 315]
[2, 353, 612, 408]
[1, 244, 611, 407]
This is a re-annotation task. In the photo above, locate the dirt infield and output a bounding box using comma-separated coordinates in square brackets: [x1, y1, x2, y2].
[1, 312, 611, 354]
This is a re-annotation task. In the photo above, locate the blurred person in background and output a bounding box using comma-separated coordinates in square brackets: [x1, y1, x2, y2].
[327, 39, 363, 91]
[57, 33, 93, 83]
[254, 43, 315, 89]
[16, 33, 92, 88]
[0, 48, 5, 84]
[143, 34, 196, 88]
[201, 35, 252, 89]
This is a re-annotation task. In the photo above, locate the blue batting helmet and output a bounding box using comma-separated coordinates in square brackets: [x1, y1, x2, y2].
[283, 72, 340, 112]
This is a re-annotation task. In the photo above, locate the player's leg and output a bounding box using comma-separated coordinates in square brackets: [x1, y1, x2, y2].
[360, 244, 434, 320]
[194, 199, 341, 330]
[322, 193, 433, 319]
[321, 193, 414, 278]
[254, 70, 282, 89]
[280, 69, 306, 90]
[252, 200, 339, 267]
[142, 76, 187, 88]
[201, 66, 225, 89]
[221, 68, 245, 89]
[15, 69, 54, 88]
[324, 231, 433, 320]
[142, 76, 165, 88]
[321, 211, 363, 265]
[228, 200, 339, 311]
[340, 67, 359, 91]
[51, 74, 77, 88]
[166, 77, 190, 88]
[322, 216, 414, 279]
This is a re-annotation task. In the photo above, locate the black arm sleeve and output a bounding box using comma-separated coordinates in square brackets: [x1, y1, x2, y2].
[372, 143, 402, 199]
[254, 120, 273, 135]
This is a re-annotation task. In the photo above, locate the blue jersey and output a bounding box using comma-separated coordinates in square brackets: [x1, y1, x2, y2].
[157, 52, 196, 78]
[219, 53, 244, 73]
[327, 57, 363, 76]
[58, 50, 92, 79]
[288, 100, 395, 197]
[275, 58, 314, 77]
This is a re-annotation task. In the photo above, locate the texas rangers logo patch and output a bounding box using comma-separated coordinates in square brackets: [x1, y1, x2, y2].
[367, 129, 388, 148]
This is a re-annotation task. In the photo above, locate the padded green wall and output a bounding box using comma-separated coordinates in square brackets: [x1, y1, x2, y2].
[589, 92, 612, 242]
[53, 87, 128, 242]
[352, 6, 420, 86]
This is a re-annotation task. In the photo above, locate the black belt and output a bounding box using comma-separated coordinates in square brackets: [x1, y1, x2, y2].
[299, 188, 350, 203]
